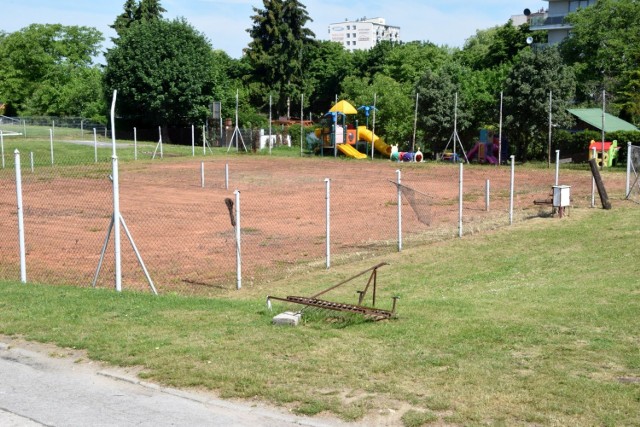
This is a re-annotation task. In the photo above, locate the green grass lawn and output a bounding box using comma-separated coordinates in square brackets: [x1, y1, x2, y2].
[0, 145, 638, 424]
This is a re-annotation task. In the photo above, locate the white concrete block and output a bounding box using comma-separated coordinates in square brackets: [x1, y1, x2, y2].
[272, 311, 301, 326]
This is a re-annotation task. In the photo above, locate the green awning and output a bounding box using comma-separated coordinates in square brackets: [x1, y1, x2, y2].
[568, 108, 639, 132]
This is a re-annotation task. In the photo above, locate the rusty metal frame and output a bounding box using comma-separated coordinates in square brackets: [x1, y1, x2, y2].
[267, 262, 398, 321]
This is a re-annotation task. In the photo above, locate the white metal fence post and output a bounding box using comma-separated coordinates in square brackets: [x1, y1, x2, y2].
[93, 128, 98, 163]
[485, 179, 490, 212]
[192, 124, 195, 157]
[30, 152, 34, 173]
[626, 142, 632, 197]
[555, 150, 560, 185]
[591, 147, 597, 207]
[49, 129, 54, 165]
[601, 89, 606, 171]
[509, 155, 515, 225]
[459, 162, 464, 238]
[396, 169, 402, 252]
[93, 91, 156, 295]
[325, 178, 331, 269]
[1, 130, 5, 169]
[112, 159, 122, 293]
[371, 93, 377, 160]
[498, 91, 503, 166]
[269, 94, 273, 156]
[111, 93, 122, 292]
[15, 149, 27, 283]
[234, 190, 242, 290]
[134, 127, 138, 161]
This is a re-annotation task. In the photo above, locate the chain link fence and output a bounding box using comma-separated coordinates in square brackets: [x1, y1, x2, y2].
[0, 134, 631, 296]
[0, 115, 110, 140]
[0, 115, 293, 152]
[627, 144, 640, 203]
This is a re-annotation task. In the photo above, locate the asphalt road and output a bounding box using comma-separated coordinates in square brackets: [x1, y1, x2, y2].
[0, 339, 349, 427]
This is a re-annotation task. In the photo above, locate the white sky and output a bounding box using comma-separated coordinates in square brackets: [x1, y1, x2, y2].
[2, 0, 548, 60]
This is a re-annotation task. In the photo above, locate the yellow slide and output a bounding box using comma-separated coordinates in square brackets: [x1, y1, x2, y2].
[357, 126, 392, 157]
[337, 143, 368, 159]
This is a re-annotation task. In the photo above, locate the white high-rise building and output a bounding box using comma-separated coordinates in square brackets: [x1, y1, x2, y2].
[328, 17, 400, 52]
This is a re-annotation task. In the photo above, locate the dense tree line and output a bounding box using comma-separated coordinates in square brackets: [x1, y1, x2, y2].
[0, 0, 638, 160]
[0, 24, 104, 120]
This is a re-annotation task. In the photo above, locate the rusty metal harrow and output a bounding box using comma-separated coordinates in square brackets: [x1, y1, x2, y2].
[267, 262, 398, 321]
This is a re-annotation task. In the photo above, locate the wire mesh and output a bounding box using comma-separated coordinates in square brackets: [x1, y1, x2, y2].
[0, 140, 631, 296]
[627, 145, 640, 204]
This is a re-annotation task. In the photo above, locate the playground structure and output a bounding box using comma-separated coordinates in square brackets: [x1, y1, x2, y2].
[309, 100, 393, 159]
[467, 130, 500, 164]
[589, 139, 619, 168]
[466, 142, 498, 164]
[357, 126, 393, 158]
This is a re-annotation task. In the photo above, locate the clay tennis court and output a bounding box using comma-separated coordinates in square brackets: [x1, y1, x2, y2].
[0, 155, 625, 295]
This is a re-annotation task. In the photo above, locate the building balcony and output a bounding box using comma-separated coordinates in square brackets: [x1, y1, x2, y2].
[530, 15, 573, 31]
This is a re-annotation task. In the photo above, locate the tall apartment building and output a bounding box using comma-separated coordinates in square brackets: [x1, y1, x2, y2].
[530, 0, 597, 45]
[328, 17, 400, 52]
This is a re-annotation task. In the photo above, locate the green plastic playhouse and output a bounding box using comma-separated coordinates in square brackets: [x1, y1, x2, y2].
[588, 139, 619, 168]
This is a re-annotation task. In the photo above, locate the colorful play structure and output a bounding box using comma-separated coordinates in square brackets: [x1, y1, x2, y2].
[588, 139, 619, 167]
[308, 100, 393, 159]
[466, 129, 499, 164]
[308, 101, 506, 164]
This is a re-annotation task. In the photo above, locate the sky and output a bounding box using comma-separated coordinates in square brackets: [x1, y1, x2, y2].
[2, 0, 548, 60]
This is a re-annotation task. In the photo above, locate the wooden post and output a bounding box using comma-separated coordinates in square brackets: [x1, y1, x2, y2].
[588, 158, 612, 209]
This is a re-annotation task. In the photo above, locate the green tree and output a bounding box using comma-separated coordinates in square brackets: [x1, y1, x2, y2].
[23, 66, 105, 121]
[112, 0, 166, 37]
[414, 61, 474, 153]
[503, 47, 576, 161]
[379, 41, 451, 85]
[304, 40, 352, 114]
[413, 61, 506, 155]
[560, 0, 640, 105]
[336, 41, 453, 151]
[103, 18, 215, 129]
[455, 27, 495, 69]
[349, 40, 395, 79]
[208, 52, 261, 127]
[246, 0, 315, 115]
[57, 67, 106, 121]
[340, 73, 414, 148]
[0, 24, 104, 117]
[618, 69, 640, 126]
[138, 0, 166, 21]
[111, 0, 139, 38]
[484, 22, 533, 69]
[368, 74, 415, 148]
[346, 41, 449, 86]
[457, 22, 537, 70]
